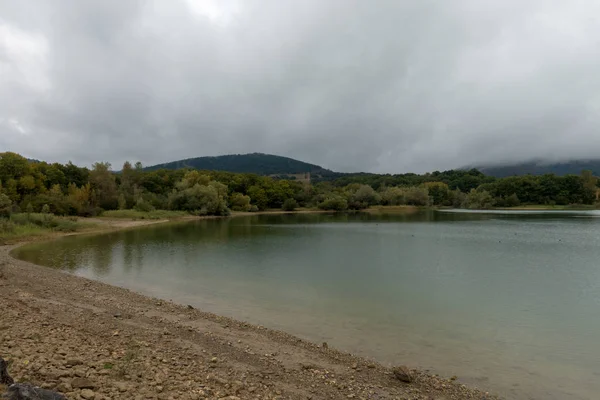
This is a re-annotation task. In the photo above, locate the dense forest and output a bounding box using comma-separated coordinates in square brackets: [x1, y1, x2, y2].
[0, 152, 599, 219]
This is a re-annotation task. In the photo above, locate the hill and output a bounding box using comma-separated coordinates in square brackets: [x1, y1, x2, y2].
[145, 153, 340, 178]
[476, 160, 600, 178]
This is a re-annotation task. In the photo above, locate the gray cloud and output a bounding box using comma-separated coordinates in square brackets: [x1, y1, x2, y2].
[2, 0, 600, 173]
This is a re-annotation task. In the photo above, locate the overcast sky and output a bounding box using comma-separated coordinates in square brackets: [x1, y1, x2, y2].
[2, 1, 600, 173]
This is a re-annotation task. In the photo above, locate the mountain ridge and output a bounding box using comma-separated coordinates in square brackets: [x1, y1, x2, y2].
[144, 152, 340, 178]
[474, 159, 600, 178]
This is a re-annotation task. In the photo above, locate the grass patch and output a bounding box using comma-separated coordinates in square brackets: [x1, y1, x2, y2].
[0, 213, 96, 242]
[102, 209, 189, 220]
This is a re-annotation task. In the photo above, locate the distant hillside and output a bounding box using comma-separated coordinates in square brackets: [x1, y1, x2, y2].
[477, 160, 600, 178]
[145, 153, 339, 177]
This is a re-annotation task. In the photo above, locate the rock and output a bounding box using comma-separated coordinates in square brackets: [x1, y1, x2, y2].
[0, 357, 14, 385]
[392, 366, 413, 383]
[80, 388, 95, 399]
[65, 359, 83, 367]
[187, 305, 194, 310]
[3, 383, 66, 400]
[71, 377, 95, 389]
[115, 382, 129, 392]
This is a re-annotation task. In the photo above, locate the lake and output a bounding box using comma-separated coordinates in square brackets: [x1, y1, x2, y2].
[13, 210, 600, 400]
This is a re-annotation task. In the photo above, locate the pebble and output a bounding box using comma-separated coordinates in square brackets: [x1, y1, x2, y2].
[80, 389, 96, 399]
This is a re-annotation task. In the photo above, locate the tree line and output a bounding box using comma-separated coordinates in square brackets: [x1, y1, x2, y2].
[0, 152, 598, 218]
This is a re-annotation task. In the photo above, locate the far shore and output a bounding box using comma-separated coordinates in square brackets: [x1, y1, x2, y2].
[0, 212, 501, 400]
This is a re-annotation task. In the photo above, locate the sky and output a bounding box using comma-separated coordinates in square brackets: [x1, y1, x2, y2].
[2, 0, 600, 173]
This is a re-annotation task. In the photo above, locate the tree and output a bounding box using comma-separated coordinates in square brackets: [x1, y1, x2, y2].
[247, 185, 269, 210]
[404, 187, 429, 206]
[581, 170, 598, 204]
[229, 193, 251, 211]
[89, 162, 118, 209]
[0, 152, 31, 184]
[423, 182, 450, 205]
[118, 193, 127, 210]
[134, 197, 155, 212]
[381, 187, 406, 206]
[464, 189, 494, 209]
[504, 193, 521, 207]
[41, 204, 50, 214]
[318, 195, 348, 211]
[282, 198, 298, 211]
[348, 184, 381, 209]
[0, 193, 12, 218]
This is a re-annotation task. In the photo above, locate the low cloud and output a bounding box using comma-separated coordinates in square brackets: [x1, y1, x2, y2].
[2, 0, 600, 173]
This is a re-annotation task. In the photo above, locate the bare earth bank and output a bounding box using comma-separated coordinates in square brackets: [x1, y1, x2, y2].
[0, 220, 500, 400]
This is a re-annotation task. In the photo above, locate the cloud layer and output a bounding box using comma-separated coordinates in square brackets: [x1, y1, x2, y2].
[2, 0, 600, 173]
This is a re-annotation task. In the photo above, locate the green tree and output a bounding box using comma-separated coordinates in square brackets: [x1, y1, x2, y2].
[0, 193, 12, 218]
[282, 198, 298, 211]
[381, 187, 406, 206]
[348, 184, 381, 209]
[423, 182, 450, 205]
[318, 195, 348, 211]
[89, 162, 118, 209]
[247, 185, 269, 210]
[464, 189, 494, 209]
[404, 187, 429, 206]
[118, 193, 127, 210]
[229, 192, 251, 211]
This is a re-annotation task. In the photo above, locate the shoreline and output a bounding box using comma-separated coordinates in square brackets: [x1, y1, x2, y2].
[1, 216, 500, 399]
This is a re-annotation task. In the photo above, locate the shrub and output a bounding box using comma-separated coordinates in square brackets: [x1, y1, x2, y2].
[0, 219, 15, 234]
[134, 197, 155, 212]
[230, 192, 251, 211]
[381, 187, 406, 206]
[0, 193, 11, 218]
[404, 187, 429, 206]
[41, 204, 50, 214]
[282, 198, 298, 211]
[318, 195, 348, 211]
[350, 185, 380, 207]
[463, 189, 494, 209]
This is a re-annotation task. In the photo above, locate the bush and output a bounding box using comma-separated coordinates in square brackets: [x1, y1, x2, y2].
[0, 219, 15, 234]
[463, 189, 494, 209]
[282, 198, 298, 211]
[350, 185, 381, 207]
[134, 197, 155, 212]
[0, 193, 11, 218]
[55, 220, 79, 232]
[249, 205, 259, 212]
[504, 193, 521, 207]
[230, 192, 251, 212]
[318, 195, 348, 211]
[381, 187, 406, 206]
[41, 204, 50, 214]
[404, 187, 429, 206]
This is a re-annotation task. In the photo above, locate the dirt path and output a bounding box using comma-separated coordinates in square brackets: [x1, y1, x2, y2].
[0, 226, 500, 400]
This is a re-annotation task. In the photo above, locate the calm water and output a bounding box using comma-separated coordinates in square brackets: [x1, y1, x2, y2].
[13, 211, 600, 400]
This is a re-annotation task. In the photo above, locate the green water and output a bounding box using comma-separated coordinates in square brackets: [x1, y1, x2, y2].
[13, 211, 600, 400]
